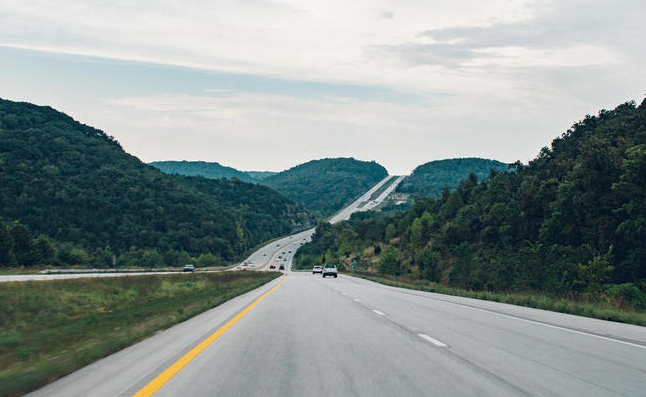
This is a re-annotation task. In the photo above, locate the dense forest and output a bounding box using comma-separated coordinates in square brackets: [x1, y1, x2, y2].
[263, 158, 389, 217]
[397, 158, 508, 198]
[295, 99, 646, 308]
[0, 98, 313, 267]
[149, 160, 276, 183]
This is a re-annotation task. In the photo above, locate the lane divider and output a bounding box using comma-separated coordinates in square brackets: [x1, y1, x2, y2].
[372, 309, 385, 316]
[418, 333, 448, 347]
[131, 275, 288, 397]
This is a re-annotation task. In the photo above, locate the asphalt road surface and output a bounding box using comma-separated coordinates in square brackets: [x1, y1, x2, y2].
[29, 272, 646, 397]
[22, 175, 646, 396]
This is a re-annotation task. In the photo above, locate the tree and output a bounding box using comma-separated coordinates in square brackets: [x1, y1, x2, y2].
[34, 235, 55, 266]
[378, 246, 400, 275]
[411, 218, 424, 248]
[0, 219, 14, 267]
[9, 223, 38, 267]
[416, 249, 440, 281]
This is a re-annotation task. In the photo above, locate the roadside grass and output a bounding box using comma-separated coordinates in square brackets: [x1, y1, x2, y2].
[343, 271, 646, 327]
[0, 271, 280, 397]
[0, 268, 45, 275]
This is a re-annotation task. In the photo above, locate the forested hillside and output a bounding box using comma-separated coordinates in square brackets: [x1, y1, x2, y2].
[295, 99, 646, 308]
[397, 158, 508, 198]
[149, 160, 276, 183]
[0, 98, 313, 267]
[263, 158, 388, 217]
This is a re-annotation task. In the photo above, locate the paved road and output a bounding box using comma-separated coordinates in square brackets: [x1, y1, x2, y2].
[235, 175, 397, 272]
[25, 174, 646, 396]
[29, 272, 646, 397]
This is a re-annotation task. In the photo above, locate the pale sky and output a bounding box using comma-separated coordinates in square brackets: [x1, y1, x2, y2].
[1, 0, 644, 174]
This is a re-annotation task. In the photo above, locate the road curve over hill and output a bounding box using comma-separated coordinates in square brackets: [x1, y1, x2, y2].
[236, 175, 399, 272]
[27, 174, 646, 396]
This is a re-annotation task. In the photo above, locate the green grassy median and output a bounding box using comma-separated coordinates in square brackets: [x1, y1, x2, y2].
[0, 271, 280, 397]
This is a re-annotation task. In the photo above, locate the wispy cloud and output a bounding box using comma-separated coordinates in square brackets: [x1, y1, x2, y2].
[0, 0, 645, 173]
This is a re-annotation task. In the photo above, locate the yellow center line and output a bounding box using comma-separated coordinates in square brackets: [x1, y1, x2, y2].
[131, 274, 288, 397]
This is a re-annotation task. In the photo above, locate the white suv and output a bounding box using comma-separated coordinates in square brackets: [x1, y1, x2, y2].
[312, 266, 322, 274]
[322, 264, 338, 278]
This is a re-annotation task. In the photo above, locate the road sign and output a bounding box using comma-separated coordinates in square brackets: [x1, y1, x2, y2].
[352, 259, 357, 271]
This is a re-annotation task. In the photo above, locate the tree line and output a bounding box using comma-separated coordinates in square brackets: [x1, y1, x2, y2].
[0, 98, 314, 267]
[295, 99, 646, 309]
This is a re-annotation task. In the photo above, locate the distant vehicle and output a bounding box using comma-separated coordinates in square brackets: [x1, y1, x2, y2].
[263, 253, 267, 256]
[300, 243, 303, 245]
[183, 264, 195, 272]
[279, 264, 285, 270]
[312, 266, 322, 274]
[322, 264, 337, 278]
[270, 264, 276, 269]
[288, 250, 292, 253]
[282, 251, 285, 254]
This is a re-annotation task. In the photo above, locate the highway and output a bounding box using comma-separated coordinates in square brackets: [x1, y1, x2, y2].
[233, 175, 398, 272]
[25, 175, 646, 396]
[29, 272, 646, 397]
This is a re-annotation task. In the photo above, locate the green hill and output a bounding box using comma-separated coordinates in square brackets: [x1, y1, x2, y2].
[263, 158, 389, 216]
[397, 158, 508, 197]
[244, 170, 277, 181]
[0, 98, 313, 267]
[295, 99, 646, 308]
[149, 160, 256, 182]
[149, 161, 277, 183]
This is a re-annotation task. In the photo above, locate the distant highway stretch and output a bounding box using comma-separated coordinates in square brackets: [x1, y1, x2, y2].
[25, 173, 646, 396]
[237, 175, 400, 272]
[0, 175, 398, 283]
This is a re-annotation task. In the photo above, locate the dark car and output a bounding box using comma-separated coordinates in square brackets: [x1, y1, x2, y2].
[183, 264, 195, 272]
[279, 264, 285, 270]
[270, 264, 276, 269]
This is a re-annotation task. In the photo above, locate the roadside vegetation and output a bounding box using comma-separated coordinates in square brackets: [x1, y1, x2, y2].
[0, 271, 280, 397]
[294, 99, 646, 322]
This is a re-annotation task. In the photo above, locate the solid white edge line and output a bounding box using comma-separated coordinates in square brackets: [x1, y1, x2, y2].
[418, 333, 448, 347]
[372, 309, 385, 316]
[354, 298, 360, 303]
[430, 297, 646, 350]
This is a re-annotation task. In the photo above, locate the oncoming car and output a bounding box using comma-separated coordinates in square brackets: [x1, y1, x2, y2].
[322, 264, 337, 278]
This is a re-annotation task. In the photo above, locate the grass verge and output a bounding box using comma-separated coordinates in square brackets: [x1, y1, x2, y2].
[0, 271, 280, 397]
[343, 271, 646, 327]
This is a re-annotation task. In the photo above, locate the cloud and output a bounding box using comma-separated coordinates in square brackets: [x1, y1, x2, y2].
[1, 0, 645, 174]
[371, 0, 644, 70]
